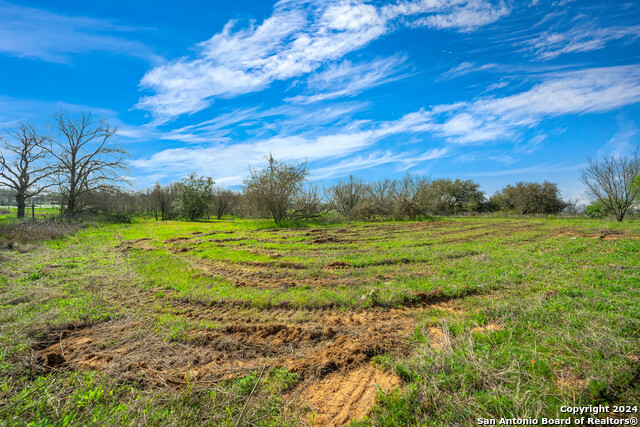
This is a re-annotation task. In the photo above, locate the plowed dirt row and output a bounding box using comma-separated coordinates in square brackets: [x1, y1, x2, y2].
[42, 220, 630, 425]
[39, 299, 425, 425]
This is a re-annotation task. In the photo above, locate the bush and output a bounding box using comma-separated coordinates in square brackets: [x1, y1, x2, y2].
[489, 181, 566, 214]
[392, 175, 426, 220]
[330, 175, 369, 219]
[243, 155, 324, 224]
[585, 201, 610, 218]
[416, 178, 485, 215]
[174, 173, 215, 220]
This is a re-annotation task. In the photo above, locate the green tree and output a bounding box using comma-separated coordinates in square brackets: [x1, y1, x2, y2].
[489, 181, 566, 214]
[418, 178, 485, 215]
[174, 173, 215, 220]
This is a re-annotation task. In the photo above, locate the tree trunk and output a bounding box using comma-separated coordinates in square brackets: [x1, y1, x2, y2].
[16, 194, 25, 219]
[616, 210, 625, 222]
[66, 196, 76, 217]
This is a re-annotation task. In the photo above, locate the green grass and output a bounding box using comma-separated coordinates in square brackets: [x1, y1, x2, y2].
[0, 216, 639, 425]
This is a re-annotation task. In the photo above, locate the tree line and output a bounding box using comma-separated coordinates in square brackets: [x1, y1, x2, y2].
[0, 111, 126, 218]
[1, 111, 639, 223]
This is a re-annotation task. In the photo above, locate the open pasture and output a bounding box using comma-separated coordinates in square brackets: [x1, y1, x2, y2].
[1, 217, 639, 425]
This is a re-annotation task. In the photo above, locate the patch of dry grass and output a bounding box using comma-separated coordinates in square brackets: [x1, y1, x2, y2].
[0, 220, 85, 249]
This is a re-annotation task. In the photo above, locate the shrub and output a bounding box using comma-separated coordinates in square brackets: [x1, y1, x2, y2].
[489, 181, 566, 214]
[174, 173, 215, 220]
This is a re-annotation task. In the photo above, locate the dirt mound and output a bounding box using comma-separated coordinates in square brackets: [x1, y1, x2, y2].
[208, 237, 246, 243]
[371, 257, 412, 266]
[470, 323, 504, 333]
[324, 261, 350, 270]
[43, 352, 66, 367]
[240, 260, 307, 269]
[427, 327, 448, 350]
[116, 238, 154, 251]
[411, 288, 481, 305]
[552, 228, 637, 240]
[168, 246, 192, 254]
[295, 365, 401, 426]
[203, 230, 234, 235]
[164, 237, 191, 244]
[312, 235, 341, 244]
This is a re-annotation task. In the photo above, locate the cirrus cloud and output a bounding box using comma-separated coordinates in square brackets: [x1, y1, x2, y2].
[136, 0, 510, 122]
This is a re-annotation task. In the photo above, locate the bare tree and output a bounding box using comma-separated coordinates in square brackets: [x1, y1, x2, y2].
[243, 154, 310, 224]
[369, 178, 397, 217]
[290, 183, 327, 222]
[213, 188, 238, 220]
[150, 182, 176, 220]
[49, 111, 127, 216]
[580, 148, 640, 222]
[0, 122, 54, 218]
[392, 174, 426, 220]
[330, 175, 369, 219]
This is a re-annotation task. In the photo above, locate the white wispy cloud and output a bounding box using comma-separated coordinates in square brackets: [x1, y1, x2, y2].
[427, 65, 640, 143]
[515, 133, 546, 154]
[310, 148, 449, 179]
[440, 61, 498, 79]
[597, 115, 638, 159]
[525, 23, 640, 60]
[0, 1, 161, 64]
[136, 0, 510, 121]
[119, 102, 369, 144]
[397, 0, 509, 31]
[466, 163, 585, 177]
[131, 108, 447, 183]
[131, 64, 640, 184]
[286, 55, 410, 104]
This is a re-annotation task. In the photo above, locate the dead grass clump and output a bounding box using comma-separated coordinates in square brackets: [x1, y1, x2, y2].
[0, 220, 85, 249]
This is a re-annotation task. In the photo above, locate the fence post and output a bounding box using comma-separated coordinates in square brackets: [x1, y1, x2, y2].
[32, 204, 35, 220]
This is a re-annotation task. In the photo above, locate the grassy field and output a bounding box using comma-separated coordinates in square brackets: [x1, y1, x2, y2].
[0, 206, 60, 221]
[1, 216, 639, 426]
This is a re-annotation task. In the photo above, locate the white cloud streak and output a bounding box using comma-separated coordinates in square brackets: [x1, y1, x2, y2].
[427, 65, 640, 143]
[131, 64, 640, 184]
[0, 1, 161, 64]
[286, 55, 410, 104]
[136, 0, 509, 121]
[440, 61, 498, 79]
[597, 115, 638, 159]
[131, 108, 448, 183]
[526, 23, 640, 60]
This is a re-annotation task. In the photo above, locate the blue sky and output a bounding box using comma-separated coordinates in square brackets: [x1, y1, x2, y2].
[1, 0, 640, 201]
